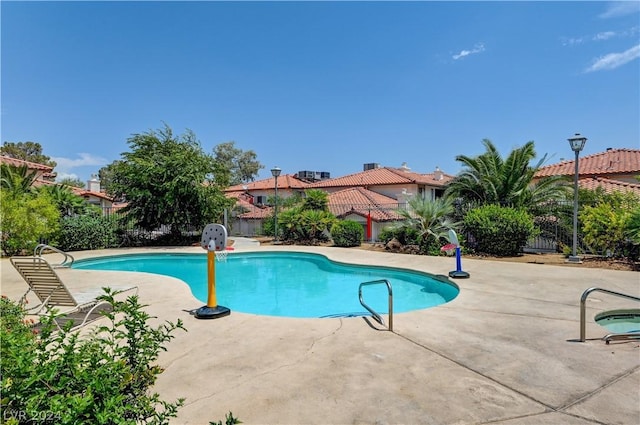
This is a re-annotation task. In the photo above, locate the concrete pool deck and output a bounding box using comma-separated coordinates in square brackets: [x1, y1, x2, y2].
[1, 243, 639, 425]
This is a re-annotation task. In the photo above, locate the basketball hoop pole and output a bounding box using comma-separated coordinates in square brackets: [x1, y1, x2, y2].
[206, 250, 217, 308]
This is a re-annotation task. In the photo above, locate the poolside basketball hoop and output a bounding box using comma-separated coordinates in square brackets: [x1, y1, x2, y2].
[443, 229, 470, 279]
[195, 224, 231, 319]
[215, 249, 228, 262]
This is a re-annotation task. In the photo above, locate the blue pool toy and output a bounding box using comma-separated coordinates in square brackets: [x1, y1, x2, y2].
[442, 229, 470, 279]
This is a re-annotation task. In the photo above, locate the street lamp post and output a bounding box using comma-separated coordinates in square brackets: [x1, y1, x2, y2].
[567, 133, 587, 263]
[271, 167, 281, 244]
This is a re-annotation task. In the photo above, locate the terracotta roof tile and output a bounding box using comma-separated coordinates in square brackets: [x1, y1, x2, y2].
[225, 174, 310, 192]
[578, 177, 640, 195]
[0, 155, 54, 172]
[328, 187, 403, 221]
[308, 167, 454, 189]
[226, 192, 273, 219]
[535, 148, 640, 178]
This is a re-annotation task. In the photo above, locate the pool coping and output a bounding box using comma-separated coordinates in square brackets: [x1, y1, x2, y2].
[2, 243, 639, 424]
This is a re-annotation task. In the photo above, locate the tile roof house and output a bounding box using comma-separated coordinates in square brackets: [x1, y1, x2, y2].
[1, 156, 119, 212]
[308, 164, 454, 201]
[0, 155, 57, 183]
[534, 148, 640, 195]
[225, 163, 455, 239]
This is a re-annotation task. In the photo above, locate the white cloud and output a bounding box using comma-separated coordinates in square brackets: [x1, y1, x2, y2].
[593, 31, 616, 41]
[562, 36, 585, 46]
[599, 1, 640, 19]
[51, 153, 107, 169]
[50, 153, 107, 182]
[452, 43, 485, 60]
[585, 44, 640, 72]
[55, 172, 80, 182]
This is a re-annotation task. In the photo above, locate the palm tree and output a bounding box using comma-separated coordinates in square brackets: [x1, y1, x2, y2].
[0, 164, 38, 196]
[395, 196, 460, 244]
[39, 184, 89, 217]
[445, 139, 568, 208]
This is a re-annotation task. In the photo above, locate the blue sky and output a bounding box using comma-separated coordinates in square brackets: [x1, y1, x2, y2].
[2, 1, 639, 184]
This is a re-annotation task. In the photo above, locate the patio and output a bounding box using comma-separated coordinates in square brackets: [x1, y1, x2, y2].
[2, 243, 638, 424]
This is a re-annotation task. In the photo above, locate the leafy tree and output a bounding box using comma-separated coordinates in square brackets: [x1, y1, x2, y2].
[98, 160, 123, 196]
[109, 125, 231, 236]
[58, 176, 85, 188]
[212, 141, 263, 185]
[0, 164, 39, 195]
[1, 141, 57, 167]
[445, 139, 568, 209]
[0, 189, 60, 256]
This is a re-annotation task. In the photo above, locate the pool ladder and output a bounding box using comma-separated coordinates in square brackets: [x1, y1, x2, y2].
[34, 244, 75, 268]
[579, 287, 640, 344]
[359, 279, 393, 331]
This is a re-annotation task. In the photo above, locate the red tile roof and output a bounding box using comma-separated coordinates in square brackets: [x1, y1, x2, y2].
[308, 167, 454, 189]
[578, 177, 640, 195]
[535, 148, 640, 178]
[328, 187, 404, 221]
[225, 174, 310, 192]
[226, 191, 273, 219]
[0, 155, 54, 172]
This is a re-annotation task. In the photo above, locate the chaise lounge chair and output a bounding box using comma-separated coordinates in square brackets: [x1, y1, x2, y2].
[10, 256, 138, 331]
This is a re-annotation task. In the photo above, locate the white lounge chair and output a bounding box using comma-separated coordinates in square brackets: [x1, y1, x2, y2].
[10, 256, 137, 331]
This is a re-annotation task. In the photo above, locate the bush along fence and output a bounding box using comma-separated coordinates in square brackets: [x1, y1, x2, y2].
[50, 199, 627, 257]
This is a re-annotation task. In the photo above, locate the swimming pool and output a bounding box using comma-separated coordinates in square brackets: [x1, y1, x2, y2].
[595, 309, 640, 334]
[73, 251, 459, 318]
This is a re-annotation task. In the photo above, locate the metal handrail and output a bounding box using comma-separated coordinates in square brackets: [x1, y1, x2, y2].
[33, 244, 75, 268]
[579, 287, 640, 342]
[359, 279, 393, 331]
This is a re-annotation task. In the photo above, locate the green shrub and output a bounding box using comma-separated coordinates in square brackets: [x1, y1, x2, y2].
[279, 207, 335, 245]
[0, 190, 60, 256]
[0, 290, 185, 424]
[331, 220, 364, 247]
[58, 215, 120, 251]
[580, 192, 639, 258]
[463, 204, 537, 256]
[378, 226, 420, 245]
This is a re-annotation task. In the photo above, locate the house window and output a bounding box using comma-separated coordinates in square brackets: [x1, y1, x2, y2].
[255, 195, 266, 205]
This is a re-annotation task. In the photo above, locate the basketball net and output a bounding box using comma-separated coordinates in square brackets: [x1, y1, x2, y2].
[215, 250, 228, 262]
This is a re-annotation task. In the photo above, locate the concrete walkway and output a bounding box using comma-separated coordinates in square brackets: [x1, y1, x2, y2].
[1, 243, 638, 425]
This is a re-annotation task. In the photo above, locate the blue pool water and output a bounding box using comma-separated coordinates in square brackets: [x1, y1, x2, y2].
[73, 252, 459, 318]
[595, 309, 640, 334]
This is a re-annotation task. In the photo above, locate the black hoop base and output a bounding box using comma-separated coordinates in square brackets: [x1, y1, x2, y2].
[195, 305, 231, 319]
[449, 270, 470, 279]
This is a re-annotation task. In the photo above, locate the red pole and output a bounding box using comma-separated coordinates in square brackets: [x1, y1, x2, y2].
[367, 212, 372, 241]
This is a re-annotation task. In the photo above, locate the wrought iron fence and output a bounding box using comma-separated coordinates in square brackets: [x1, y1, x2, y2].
[102, 201, 590, 254]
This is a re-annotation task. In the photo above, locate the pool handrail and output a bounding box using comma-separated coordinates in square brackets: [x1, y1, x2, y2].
[359, 279, 393, 331]
[579, 287, 640, 342]
[34, 244, 75, 268]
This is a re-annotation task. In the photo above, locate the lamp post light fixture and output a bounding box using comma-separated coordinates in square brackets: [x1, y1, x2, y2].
[567, 133, 587, 263]
[271, 166, 282, 244]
